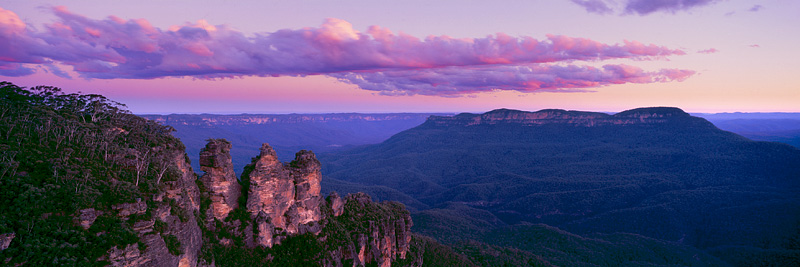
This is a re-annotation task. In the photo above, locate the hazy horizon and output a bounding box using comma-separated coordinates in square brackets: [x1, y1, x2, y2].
[134, 109, 800, 116]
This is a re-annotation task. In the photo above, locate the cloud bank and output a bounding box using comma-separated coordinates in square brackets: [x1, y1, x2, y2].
[0, 6, 693, 96]
[573, 0, 723, 15]
[331, 64, 694, 96]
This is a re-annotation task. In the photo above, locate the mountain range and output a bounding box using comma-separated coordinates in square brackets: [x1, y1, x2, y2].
[319, 107, 800, 265]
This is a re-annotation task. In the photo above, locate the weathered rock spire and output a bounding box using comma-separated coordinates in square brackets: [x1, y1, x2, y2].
[245, 143, 323, 248]
[199, 139, 241, 222]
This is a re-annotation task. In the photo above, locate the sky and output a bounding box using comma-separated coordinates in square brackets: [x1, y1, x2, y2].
[1, 0, 798, 114]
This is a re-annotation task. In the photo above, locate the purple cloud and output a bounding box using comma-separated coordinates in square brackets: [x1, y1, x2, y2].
[331, 64, 695, 96]
[624, 0, 721, 15]
[749, 5, 763, 12]
[0, 6, 694, 96]
[571, 0, 614, 15]
[0, 63, 36, 77]
[573, 0, 724, 15]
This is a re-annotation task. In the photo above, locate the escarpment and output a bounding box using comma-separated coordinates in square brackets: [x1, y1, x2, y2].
[425, 107, 712, 127]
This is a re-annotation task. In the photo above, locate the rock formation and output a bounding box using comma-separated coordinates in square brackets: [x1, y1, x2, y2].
[245, 143, 323, 248]
[198, 139, 241, 222]
[188, 141, 421, 266]
[327, 191, 345, 217]
[78, 208, 102, 230]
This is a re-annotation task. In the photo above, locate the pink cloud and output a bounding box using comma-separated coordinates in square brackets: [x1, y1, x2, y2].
[0, 6, 693, 96]
[697, 48, 719, 54]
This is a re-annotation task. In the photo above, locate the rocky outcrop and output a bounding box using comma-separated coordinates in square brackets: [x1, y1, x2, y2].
[327, 191, 345, 217]
[112, 200, 148, 217]
[0, 233, 14, 251]
[425, 107, 709, 127]
[78, 208, 102, 230]
[245, 143, 323, 248]
[199, 139, 240, 222]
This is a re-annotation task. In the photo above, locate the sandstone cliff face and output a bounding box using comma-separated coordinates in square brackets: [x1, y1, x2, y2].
[245, 143, 323, 248]
[327, 191, 345, 217]
[102, 151, 202, 267]
[322, 193, 414, 267]
[199, 139, 240, 222]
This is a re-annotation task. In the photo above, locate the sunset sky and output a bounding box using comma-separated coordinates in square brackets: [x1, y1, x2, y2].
[1, 0, 798, 114]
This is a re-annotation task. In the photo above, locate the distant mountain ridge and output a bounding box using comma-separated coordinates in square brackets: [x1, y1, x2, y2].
[144, 113, 452, 126]
[141, 113, 450, 172]
[426, 107, 701, 127]
[694, 113, 800, 149]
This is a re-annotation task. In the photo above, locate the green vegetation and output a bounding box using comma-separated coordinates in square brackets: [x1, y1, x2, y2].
[0, 82, 185, 264]
[163, 234, 182, 256]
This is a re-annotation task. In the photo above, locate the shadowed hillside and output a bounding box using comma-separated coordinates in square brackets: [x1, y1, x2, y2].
[320, 107, 800, 266]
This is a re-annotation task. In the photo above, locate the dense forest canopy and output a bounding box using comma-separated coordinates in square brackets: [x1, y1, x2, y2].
[0, 81, 187, 265]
